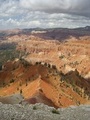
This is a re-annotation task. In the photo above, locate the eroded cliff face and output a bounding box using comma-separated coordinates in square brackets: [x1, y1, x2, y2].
[16, 36, 90, 79]
[0, 59, 90, 108]
[0, 32, 90, 79]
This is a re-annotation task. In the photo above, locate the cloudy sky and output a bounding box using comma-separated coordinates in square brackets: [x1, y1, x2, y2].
[0, 0, 90, 29]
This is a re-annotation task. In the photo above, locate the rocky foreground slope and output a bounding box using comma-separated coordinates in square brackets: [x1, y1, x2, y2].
[0, 102, 90, 120]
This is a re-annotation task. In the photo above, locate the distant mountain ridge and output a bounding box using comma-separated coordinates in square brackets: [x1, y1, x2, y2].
[0, 26, 90, 41]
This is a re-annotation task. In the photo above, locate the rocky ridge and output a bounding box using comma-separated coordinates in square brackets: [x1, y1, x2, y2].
[0, 59, 90, 108]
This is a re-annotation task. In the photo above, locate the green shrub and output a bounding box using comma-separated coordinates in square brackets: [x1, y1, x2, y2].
[10, 79, 15, 83]
[17, 87, 19, 91]
[52, 65, 57, 69]
[33, 106, 37, 110]
[51, 109, 60, 114]
[20, 89, 22, 94]
[59, 55, 65, 59]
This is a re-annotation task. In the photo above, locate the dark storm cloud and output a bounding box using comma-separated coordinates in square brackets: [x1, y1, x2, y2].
[0, 0, 90, 16]
[19, 0, 90, 17]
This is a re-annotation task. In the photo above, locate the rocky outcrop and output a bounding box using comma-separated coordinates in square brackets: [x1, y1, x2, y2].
[0, 94, 24, 104]
[0, 103, 90, 120]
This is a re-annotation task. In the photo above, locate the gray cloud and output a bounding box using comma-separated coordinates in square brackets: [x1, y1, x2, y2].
[19, 0, 90, 17]
[0, 0, 90, 29]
